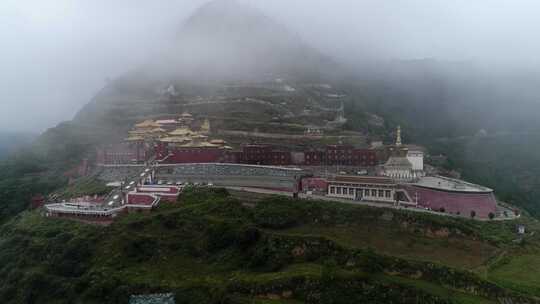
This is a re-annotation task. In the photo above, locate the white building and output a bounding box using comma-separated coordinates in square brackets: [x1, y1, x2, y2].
[407, 150, 424, 171]
[327, 175, 396, 203]
[326, 175, 414, 205]
[382, 126, 424, 182]
[383, 156, 418, 181]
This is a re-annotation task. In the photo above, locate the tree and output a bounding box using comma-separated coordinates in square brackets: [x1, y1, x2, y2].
[470, 210, 476, 219]
[488, 212, 495, 220]
[439, 207, 445, 213]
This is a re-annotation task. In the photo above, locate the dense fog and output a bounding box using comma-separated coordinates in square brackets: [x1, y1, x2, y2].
[2, 0, 540, 132]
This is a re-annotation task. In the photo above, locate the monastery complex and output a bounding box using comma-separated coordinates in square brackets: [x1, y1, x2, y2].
[46, 113, 514, 223]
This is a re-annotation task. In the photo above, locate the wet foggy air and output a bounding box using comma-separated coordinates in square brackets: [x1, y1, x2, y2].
[2, 0, 540, 132]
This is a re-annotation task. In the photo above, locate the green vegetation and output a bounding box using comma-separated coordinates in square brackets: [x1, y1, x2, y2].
[0, 188, 537, 303]
[489, 253, 540, 296]
[0, 122, 117, 223]
[57, 177, 113, 199]
[0, 153, 66, 224]
[377, 274, 496, 304]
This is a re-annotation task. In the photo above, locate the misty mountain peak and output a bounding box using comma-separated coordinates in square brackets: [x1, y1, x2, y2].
[183, 0, 272, 33]
[165, 0, 332, 81]
[181, 0, 294, 50]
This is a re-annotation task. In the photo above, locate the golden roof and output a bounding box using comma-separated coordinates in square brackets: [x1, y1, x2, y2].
[155, 119, 177, 125]
[159, 136, 192, 143]
[191, 134, 208, 139]
[135, 120, 161, 128]
[151, 128, 167, 133]
[179, 141, 219, 148]
[210, 139, 226, 145]
[169, 127, 196, 136]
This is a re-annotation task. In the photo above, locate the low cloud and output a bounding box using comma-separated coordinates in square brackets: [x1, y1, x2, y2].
[2, 0, 540, 132]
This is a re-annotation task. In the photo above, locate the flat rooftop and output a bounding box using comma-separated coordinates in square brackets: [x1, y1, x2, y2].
[412, 176, 493, 193]
[156, 162, 305, 172]
[330, 175, 395, 185]
[45, 202, 122, 215]
[137, 186, 180, 194]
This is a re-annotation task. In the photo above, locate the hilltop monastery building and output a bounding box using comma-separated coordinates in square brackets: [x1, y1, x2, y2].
[90, 115, 500, 219]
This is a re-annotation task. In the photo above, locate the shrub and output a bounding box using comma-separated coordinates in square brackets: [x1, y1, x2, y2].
[122, 236, 157, 262]
[180, 187, 230, 204]
[253, 197, 304, 229]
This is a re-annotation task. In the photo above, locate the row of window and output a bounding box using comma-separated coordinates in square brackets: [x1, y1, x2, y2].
[329, 186, 392, 198]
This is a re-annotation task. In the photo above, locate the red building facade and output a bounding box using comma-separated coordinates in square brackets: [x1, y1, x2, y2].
[238, 145, 292, 166]
[97, 142, 148, 165]
[140, 142, 378, 167]
[155, 142, 224, 164]
[305, 145, 377, 167]
[304, 150, 325, 166]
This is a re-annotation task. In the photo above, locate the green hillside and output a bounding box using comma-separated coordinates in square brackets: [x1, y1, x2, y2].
[0, 187, 538, 303]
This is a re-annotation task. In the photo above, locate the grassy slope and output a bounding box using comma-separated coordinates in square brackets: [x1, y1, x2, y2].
[55, 176, 114, 199]
[489, 252, 540, 296]
[0, 154, 66, 224]
[279, 224, 496, 270]
[0, 188, 538, 303]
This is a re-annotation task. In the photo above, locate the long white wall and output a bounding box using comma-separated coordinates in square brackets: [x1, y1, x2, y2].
[327, 183, 395, 203]
[154, 163, 306, 191]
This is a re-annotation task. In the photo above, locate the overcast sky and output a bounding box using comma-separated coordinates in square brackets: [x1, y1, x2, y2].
[2, 0, 540, 132]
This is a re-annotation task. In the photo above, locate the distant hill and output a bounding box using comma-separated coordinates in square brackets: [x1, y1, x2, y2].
[348, 58, 540, 139]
